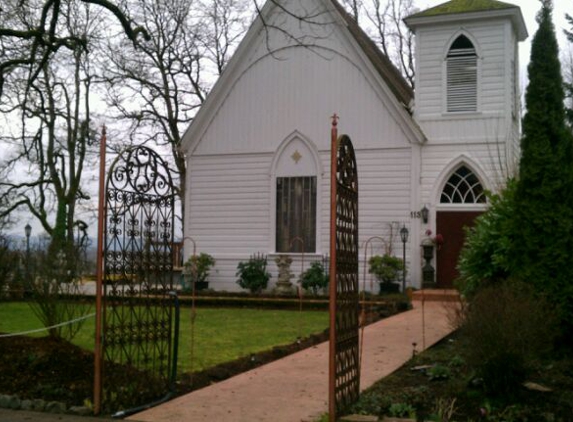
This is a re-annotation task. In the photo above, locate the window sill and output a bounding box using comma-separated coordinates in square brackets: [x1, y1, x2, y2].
[268, 252, 326, 259]
[442, 111, 482, 118]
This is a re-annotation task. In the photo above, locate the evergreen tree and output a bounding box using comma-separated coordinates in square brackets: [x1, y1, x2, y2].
[510, 1, 573, 330]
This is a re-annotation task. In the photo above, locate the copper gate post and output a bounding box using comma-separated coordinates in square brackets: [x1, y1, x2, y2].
[328, 115, 339, 421]
[93, 126, 107, 415]
[329, 115, 360, 421]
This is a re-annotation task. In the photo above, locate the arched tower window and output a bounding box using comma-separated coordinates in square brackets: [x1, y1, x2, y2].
[440, 165, 485, 204]
[447, 35, 477, 112]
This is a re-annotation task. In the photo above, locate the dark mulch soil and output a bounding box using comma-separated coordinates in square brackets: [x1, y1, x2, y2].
[349, 333, 573, 421]
[0, 329, 331, 413]
[0, 335, 94, 406]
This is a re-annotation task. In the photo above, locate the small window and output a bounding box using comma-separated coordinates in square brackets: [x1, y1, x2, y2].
[447, 35, 477, 112]
[276, 176, 317, 252]
[441, 166, 485, 204]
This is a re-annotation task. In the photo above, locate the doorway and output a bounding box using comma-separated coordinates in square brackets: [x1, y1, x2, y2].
[435, 211, 482, 288]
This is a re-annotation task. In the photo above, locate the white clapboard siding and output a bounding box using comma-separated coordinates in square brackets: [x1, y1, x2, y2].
[187, 145, 413, 291]
[186, 153, 272, 256]
[193, 48, 413, 157]
[417, 114, 513, 144]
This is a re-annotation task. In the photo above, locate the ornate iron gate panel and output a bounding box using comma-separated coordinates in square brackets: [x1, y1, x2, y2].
[102, 146, 176, 412]
[329, 116, 360, 420]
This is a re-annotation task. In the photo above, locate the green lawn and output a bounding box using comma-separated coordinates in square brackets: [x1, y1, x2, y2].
[0, 302, 328, 373]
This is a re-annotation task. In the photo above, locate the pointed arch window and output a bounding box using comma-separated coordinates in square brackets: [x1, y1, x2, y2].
[272, 135, 319, 253]
[447, 35, 477, 112]
[440, 166, 485, 204]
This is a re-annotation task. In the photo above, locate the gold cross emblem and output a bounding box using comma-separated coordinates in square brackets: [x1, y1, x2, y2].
[291, 150, 302, 163]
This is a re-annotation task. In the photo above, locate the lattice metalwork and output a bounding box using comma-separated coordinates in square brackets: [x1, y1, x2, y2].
[102, 146, 176, 412]
[329, 130, 360, 419]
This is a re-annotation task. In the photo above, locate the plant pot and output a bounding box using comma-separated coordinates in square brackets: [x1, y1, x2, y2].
[422, 244, 434, 260]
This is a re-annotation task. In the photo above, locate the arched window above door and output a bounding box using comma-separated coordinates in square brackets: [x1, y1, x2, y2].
[440, 165, 485, 204]
[447, 34, 478, 112]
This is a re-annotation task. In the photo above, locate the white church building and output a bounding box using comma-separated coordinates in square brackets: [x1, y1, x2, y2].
[180, 0, 527, 292]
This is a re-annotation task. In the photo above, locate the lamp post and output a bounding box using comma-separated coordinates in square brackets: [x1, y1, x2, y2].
[24, 223, 32, 288]
[400, 225, 409, 293]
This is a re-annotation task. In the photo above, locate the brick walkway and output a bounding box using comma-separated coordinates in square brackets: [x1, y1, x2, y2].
[128, 297, 458, 422]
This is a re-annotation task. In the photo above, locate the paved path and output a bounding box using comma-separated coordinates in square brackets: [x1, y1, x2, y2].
[129, 299, 458, 422]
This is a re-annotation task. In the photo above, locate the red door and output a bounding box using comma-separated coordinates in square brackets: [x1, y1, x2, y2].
[436, 211, 482, 288]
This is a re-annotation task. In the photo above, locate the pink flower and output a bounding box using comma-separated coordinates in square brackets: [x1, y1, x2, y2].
[425, 230, 444, 249]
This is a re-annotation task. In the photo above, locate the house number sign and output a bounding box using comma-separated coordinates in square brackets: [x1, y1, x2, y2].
[410, 211, 423, 219]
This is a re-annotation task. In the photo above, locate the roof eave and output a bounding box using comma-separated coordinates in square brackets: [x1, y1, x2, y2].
[405, 7, 528, 41]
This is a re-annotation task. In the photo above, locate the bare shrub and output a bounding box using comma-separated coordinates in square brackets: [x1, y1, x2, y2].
[459, 280, 558, 396]
[28, 243, 92, 340]
[0, 235, 25, 299]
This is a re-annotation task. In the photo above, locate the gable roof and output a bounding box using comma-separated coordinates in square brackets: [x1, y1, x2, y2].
[330, 0, 414, 108]
[409, 0, 517, 18]
[181, 0, 425, 153]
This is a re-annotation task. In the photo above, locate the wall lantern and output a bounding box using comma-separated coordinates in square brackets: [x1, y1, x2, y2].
[421, 205, 429, 224]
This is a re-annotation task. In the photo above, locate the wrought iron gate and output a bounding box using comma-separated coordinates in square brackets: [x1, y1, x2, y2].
[329, 116, 360, 420]
[101, 146, 177, 412]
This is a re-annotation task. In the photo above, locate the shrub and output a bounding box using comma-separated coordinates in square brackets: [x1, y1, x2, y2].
[369, 254, 403, 284]
[184, 252, 216, 283]
[388, 402, 416, 419]
[456, 181, 516, 298]
[236, 253, 270, 294]
[299, 261, 328, 295]
[459, 280, 558, 396]
[426, 364, 450, 381]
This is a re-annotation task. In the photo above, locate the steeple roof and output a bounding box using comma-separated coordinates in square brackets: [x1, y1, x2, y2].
[409, 0, 517, 18]
[405, 0, 527, 41]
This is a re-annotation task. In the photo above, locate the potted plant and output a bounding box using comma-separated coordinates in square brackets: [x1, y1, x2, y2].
[236, 253, 270, 294]
[368, 254, 403, 294]
[184, 252, 216, 291]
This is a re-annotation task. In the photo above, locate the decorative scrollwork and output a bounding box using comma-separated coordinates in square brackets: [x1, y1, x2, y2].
[102, 146, 176, 412]
[108, 146, 173, 197]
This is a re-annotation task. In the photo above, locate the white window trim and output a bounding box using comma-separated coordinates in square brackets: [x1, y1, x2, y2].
[268, 131, 323, 255]
[441, 30, 482, 115]
[429, 154, 492, 208]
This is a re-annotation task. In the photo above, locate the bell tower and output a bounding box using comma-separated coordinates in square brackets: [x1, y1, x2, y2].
[405, 0, 528, 149]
